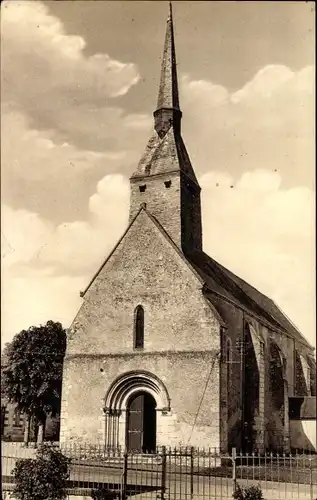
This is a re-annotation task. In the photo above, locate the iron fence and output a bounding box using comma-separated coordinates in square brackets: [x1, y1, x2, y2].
[1, 442, 316, 499]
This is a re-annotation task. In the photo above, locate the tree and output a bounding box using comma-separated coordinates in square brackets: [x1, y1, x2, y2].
[1, 321, 66, 445]
[12, 444, 70, 500]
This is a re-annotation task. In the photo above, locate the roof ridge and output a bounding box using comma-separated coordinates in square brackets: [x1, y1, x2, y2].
[189, 251, 313, 349]
[80, 205, 203, 299]
[211, 254, 268, 298]
[199, 252, 281, 327]
[272, 299, 312, 346]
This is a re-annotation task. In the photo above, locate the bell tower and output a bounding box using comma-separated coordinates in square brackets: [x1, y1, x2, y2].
[129, 2, 203, 255]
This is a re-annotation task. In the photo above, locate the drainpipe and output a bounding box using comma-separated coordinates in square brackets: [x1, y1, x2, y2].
[293, 338, 296, 396]
[241, 312, 245, 451]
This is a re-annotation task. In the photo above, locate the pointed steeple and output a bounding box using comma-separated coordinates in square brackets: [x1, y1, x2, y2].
[129, 2, 203, 254]
[154, 1, 182, 138]
[156, 1, 179, 110]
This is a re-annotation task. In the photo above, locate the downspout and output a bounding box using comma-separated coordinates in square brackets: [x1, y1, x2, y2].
[293, 338, 296, 396]
[241, 311, 245, 451]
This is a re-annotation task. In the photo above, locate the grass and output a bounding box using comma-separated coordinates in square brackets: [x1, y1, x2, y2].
[197, 458, 317, 485]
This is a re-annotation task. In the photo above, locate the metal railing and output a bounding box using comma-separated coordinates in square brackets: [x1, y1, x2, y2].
[1, 442, 316, 499]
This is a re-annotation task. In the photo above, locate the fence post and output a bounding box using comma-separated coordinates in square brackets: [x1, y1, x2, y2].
[190, 446, 194, 499]
[121, 451, 128, 500]
[161, 446, 166, 500]
[310, 457, 313, 500]
[232, 447, 237, 494]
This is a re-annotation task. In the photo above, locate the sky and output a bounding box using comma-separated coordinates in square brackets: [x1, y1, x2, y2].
[1, 1, 315, 349]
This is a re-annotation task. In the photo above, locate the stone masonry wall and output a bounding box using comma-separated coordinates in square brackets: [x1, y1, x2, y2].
[67, 209, 220, 356]
[60, 351, 221, 448]
[207, 295, 244, 451]
[129, 172, 182, 248]
[61, 209, 221, 446]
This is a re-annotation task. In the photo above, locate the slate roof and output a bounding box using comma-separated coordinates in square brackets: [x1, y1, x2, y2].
[187, 250, 313, 349]
[82, 3, 313, 352]
[131, 128, 199, 184]
[130, 2, 199, 186]
[156, 1, 180, 110]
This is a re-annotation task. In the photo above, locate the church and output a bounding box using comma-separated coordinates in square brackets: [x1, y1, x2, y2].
[60, 3, 316, 453]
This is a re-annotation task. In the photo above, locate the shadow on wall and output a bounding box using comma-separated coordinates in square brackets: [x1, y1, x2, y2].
[267, 342, 285, 451]
[243, 325, 259, 453]
[228, 416, 242, 452]
[308, 356, 317, 396]
[295, 350, 309, 396]
[290, 420, 317, 452]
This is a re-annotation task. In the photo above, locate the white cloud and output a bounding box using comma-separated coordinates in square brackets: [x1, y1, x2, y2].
[2, 168, 315, 348]
[231, 65, 294, 102]
[181, 75, 229, 106]
[2, 174, 129, 274]
[1, 174, 130, 345]
[200, 169, 315, 345]
[1, 266, 85, 348]
[1, 1, 140, 104]
[1, 110, 115, 182]
[1, 0, 147, 156]
[181, 64, 315, 189]
[0, 3, 314, 350]
[38, 175, 129, 273]
[1, 205, 53, 266]
[1, 0, 151, 221]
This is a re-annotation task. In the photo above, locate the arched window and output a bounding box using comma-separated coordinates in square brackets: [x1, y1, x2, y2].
[134, 305, 144, 349]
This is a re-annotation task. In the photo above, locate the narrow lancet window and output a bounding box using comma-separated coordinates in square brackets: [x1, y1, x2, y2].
[134, 305, 144, 349]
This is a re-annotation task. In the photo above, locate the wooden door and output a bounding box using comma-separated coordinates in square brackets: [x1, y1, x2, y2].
[127, 394, 144, 452]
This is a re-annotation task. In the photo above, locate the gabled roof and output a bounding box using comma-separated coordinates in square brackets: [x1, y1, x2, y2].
[81, 204, 203, 298]
[187, 250, 313, 349]
[79, 205, 311, 349]
[79, 206, 226, 327]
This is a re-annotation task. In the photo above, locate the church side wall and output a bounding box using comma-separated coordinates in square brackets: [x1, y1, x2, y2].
[207, 294, 304, 452]
[207, 296, 244, 451]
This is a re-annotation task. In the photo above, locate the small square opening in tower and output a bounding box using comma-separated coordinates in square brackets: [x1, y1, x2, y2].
[139, 184, 147, 192]
[164, 180, 172, 188]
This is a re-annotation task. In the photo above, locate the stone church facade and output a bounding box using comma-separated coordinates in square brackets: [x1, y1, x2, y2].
[60, 4, 316, 453]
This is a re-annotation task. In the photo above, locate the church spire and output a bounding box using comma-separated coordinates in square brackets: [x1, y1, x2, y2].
[154, 1, 182, 138]
[129, 2, 203, 254]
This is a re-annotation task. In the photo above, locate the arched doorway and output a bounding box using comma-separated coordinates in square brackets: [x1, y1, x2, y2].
[126, 391, 157, 453]
[104, 370, 170, 449]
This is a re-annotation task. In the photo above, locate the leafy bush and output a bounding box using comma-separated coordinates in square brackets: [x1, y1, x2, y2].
[12, 444, 70, 500]
[90, 487, 120, 499]
[233, 483, 264, 500]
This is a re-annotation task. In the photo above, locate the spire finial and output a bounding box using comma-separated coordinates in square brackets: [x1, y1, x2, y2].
[168, 1, 172, 20]
[153, 0, 182, 137]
